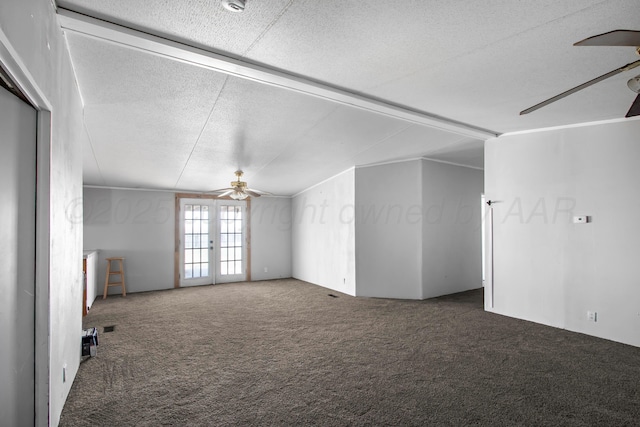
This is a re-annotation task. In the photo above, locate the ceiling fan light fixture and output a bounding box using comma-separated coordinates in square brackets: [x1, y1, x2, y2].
[209, 170, 270, 199]
[221, 0, 246, 13]
[628, 75, 640, 93]
[229, 190, 249, 200]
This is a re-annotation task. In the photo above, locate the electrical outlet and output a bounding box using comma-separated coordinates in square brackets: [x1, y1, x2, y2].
[587, 311, 597, 322]
[263, 267, 268, 273]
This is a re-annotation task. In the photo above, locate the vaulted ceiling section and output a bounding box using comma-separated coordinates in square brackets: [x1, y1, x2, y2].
[57, 0, 640, 194]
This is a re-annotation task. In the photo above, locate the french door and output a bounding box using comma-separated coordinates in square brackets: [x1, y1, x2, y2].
[178, 198, 247, 286]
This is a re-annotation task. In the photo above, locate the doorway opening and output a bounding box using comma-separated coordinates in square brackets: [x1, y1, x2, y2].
[481, 194, 486, 285]
[481, 194, 494, 309]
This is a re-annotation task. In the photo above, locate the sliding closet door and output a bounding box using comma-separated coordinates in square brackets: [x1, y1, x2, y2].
[0, 86, 37, 424]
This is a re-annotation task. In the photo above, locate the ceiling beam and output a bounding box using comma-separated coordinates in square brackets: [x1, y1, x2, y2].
[57, 8, 499, 140]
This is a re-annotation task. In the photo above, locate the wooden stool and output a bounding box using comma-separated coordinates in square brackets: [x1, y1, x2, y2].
[103, 257, 126, 299]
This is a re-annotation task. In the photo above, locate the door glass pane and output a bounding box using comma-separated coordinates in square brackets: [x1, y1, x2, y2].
[184, 203, 210, 280]
[219, 205, 242, 276]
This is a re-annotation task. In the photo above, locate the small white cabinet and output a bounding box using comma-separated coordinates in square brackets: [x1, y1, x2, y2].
[83, 250, 99, 315]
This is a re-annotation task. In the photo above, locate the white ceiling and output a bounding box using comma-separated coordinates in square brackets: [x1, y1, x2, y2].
[56, 0, 640, 195]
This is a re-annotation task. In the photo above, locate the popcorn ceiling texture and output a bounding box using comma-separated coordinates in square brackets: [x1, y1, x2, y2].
[59, 0, 640, 196]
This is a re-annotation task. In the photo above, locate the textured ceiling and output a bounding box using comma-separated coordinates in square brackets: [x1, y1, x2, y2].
[57, 0, 640, 195]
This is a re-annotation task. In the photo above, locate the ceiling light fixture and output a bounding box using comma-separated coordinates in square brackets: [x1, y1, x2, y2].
[628, 74, 640, 93]
[230, 189, 249, 200]
[221, 0, 246, 13]
[209, 170, 271, 199]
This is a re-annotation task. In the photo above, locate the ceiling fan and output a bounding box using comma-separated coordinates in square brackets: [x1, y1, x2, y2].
[209, 170, 271, 200]
[520, 30, 640, 118]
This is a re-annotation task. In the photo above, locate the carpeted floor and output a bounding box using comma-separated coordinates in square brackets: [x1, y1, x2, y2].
[60, 279, 640, 426]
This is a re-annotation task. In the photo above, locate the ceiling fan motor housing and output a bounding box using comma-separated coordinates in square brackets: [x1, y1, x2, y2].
[221, 0, 246, 12]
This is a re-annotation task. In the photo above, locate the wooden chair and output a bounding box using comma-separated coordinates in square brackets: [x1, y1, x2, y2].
[103, 257, 126, 299]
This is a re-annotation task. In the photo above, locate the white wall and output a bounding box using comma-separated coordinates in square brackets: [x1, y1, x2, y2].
[422, 160, 483, 298]
[84, 189, 293, 291]
[354, 159, 482, 299]
[83, 188, 176, 294]
[485, 119, 640, 348]
[355, 161, 423, 299]
[250, 196, 292, 281]
[0, 1, 87, 424]
[292, 169, 356, 295]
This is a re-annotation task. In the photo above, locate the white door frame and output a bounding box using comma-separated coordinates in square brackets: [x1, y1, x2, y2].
[0, 28, 53, 427]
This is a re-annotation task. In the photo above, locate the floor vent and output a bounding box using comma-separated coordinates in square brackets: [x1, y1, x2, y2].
[104, 325, 116, 333]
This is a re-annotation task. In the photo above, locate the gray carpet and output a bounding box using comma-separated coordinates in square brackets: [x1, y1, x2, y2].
[60, 279, 640, 426]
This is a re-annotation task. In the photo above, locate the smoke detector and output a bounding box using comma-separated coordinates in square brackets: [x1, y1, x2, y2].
[221, 0, 246, 13]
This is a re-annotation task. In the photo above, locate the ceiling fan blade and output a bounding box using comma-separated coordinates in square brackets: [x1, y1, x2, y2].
[216, 189, 236, 198]
[244, 189, 265, 198]
[208, 187, 234, 193]
[574, 30, 640, 47]
[520, 59, 640, 115]
[246, 187, 272, 196]
[625, 94, 640, 118]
